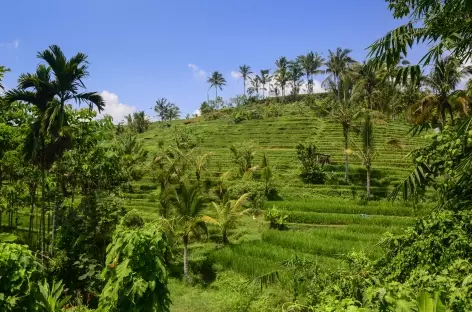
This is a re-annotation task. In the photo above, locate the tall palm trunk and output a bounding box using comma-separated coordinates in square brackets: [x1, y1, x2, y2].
[28, 185, 36, 244]
[41, 165, 46, 259]
[343, 123, 349, 183]
[243, 78, 246, 96]
[183, 235, 191, 282]
[366, 165, 371, 199]
[215, 87, 218, 100]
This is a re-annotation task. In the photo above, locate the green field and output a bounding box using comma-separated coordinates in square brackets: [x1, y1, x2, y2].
[112, 112, 431, 311]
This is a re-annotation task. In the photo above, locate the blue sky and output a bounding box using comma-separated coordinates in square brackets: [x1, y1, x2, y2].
[0, 0, 426, 122]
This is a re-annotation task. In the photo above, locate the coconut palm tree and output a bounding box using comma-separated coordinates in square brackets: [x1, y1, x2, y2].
[258, 69, 271, 98]
[352, 113, 377, 199]
[328, 73, 362, 183]
[238, 65, 252, 96]
[0, 66, 10, 91]
[410, 56, 472, 127]
[207, 71, 226, 99]
[297, 52, 325, 94]
[288, 61, 303, 96]
[207, 193, 249, 244]
[249, 76, 261, 97]
[275, 56, 288, 71]
[169, 180, 209, 282]
[274, 67, 289, 99]
[325, 48, 356, 100]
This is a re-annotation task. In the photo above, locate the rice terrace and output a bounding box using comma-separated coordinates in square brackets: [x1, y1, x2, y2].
[1, 0, 472, 311]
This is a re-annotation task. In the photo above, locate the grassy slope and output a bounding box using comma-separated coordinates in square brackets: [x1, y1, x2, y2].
[125, 111, 430, 311]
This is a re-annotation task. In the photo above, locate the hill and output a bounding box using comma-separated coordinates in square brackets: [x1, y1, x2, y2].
[121, 105, 432, 311]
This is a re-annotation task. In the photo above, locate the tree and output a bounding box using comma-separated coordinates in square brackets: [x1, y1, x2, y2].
[207, 193, 249, 244]
[238, 65, 253, 96]
[169, 180, 208, 282]
[411, 57, 472, 127]
[325, 48, 356, 100]
[207, 71, 226, 99]
[288, 61, 303, 96]
[248, 76, 261, 97]
[4, 45, 104, 256]
[98, 224, 170, 312]
[258, 69, 271, 98]
[328, 73, 362, 183]
[352, 113, 377, 199]
[126, 111, 150, 133]
[369, 0, 472, 84]
[154, 98, 181, 123]
[0, 66, 10, 91]
[275, 56, 289, 99]
[297, 52, 324, 94]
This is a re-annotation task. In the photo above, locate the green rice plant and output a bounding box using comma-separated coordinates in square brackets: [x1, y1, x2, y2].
[266, 200, 418, 217]
[261, 229, 383, 258]
[284, 211, 415, 227]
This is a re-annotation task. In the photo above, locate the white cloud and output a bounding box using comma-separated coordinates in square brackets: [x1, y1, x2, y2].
[231, 71, 242, 79]
[0, 39, 20, 49]
[188, 63, 206, 78]
[193, 109, 201, 116]
[98, 90, 136, 124]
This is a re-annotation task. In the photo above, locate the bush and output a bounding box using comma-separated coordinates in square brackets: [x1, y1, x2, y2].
[0, 240, 42, 311]
[264, 207, 288, 230]
[296, 143, 327, 184]
[98, 224, 170, 311]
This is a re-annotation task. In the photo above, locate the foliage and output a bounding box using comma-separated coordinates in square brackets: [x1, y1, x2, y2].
[264, 207, 288, 230]
[207, 193, 249, 243]
[126, 111, 150, 134]
[0, 241, 42, 311]
[173, 126, 201, 150]
[35, 280, 71, 312]
[154, 98, 181, 123]
[296, 143, 326, 184]
[98, 224, 171, 312]
[229, 143, 256, 176]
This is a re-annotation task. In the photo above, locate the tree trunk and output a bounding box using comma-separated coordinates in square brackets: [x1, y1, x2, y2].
[51, 168, 60, 257]
[243, 79, 246, 96]
[366, 166, 371, 200]
[183, 235, 191, 282]
[215, 87, 218, 100]
[41, 165, 46, 260]
[222, 228, 228, 244]
[29, 186, 36, 244]
[343, 126, 349, 183]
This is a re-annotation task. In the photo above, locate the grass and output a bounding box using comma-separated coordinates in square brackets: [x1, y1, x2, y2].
[283, 211, 415, 227]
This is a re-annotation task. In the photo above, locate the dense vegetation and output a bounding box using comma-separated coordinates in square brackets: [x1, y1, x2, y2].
[1, 0, 472, 310]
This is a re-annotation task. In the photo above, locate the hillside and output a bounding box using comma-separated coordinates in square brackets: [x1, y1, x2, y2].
[121, 109, 433, 311]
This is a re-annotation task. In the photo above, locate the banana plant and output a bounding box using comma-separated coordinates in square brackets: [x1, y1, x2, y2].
[35, 280, 70, 312]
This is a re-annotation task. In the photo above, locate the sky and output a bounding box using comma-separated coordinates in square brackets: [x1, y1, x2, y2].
[0, 0, 427, 123]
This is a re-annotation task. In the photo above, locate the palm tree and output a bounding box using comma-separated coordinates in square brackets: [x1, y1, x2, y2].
[412, 56, 472, 127]
[249, 76, 261, 97]
[0, 66, 10, 91]
[36, 46, 104, 254]
[207, 71, 226, 99]
[207, 193, 249, 244]
[274, 67, 289, 99]
[325, 48, 356, 100]
[288, 61, 303, 96]
[328, 73, 362, 183]
[259, 69, 271, 98]
[353, 113, 377, 199]
[5, 65, 56, 256]
[275, 56, 289, 99]
[238, 65, 252, 96]
[352, 60, 384, 110]
[169, 180, 209, 282]
[297, 52, 325, 94]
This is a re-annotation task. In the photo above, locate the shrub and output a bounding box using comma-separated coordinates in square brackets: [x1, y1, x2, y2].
[264, 207, 288, 230]
[296, 143, 326, 184]
[0, 240, 42, 311]
[98, 224, 170, 312]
